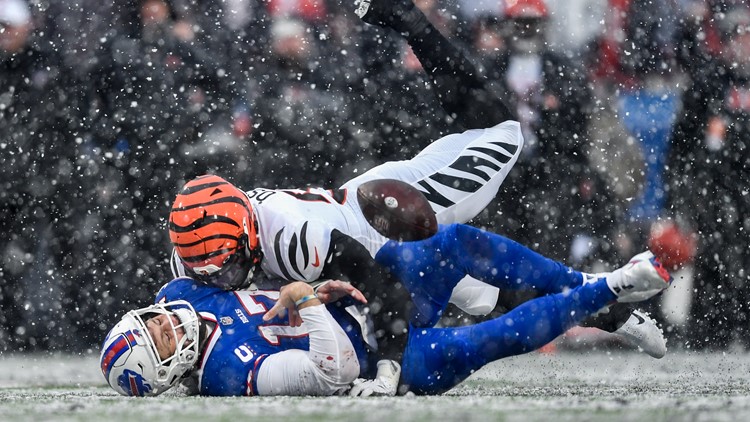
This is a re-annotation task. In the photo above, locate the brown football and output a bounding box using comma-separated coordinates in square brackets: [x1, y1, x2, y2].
[356, 179, 438, 241]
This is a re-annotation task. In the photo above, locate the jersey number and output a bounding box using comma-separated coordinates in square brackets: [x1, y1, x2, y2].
[281, 188, 347, 205]
[234, 345, 254, 363]
[233, 290, 310, 351]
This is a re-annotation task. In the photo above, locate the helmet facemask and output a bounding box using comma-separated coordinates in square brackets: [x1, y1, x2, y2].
[187, 216, 261, 290]
[132, 301, 201, 388]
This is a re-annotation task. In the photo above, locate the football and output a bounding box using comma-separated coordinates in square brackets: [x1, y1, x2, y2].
[356, 179, 438, 241]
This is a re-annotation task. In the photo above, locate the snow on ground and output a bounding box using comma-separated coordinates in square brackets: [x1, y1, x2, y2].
[1, 350, 750, 422]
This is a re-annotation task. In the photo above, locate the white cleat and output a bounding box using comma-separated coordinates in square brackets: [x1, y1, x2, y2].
[606, 251, 672, 303]
[354, 0, 372, 19]
[612, 310, 667, 359]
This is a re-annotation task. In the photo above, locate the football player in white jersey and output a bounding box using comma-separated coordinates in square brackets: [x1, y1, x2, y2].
[167, 0, 667, 367]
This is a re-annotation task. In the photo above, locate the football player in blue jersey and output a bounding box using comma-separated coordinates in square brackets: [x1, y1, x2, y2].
[100, 250, 670, 397]
[166, 0, 668, 373]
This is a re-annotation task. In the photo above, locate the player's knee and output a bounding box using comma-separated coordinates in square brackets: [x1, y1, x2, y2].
[437, 224, 484, 254]
[451, 223, 484, 242]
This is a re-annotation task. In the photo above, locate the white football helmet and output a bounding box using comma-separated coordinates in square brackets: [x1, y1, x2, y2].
[100, 300, 201, 396]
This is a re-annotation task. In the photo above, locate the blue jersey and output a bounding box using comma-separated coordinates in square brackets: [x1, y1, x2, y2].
[156, 224, 613, 396]
[156, 278, 313, 396]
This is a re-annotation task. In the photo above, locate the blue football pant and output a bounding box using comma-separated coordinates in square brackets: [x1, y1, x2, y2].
[374, 223, 587, 327]
[401, 280, 616, 394]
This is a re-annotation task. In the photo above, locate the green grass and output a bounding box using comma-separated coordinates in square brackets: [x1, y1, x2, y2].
[2, 351, 750, 422]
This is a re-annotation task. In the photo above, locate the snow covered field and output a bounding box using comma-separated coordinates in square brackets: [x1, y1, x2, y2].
[2, 351, 749, 422]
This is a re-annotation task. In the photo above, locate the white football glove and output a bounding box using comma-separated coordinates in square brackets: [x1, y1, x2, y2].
[348, 360, 401, 397]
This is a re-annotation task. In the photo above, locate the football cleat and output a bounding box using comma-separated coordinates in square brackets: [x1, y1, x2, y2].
[606, 251, 672, 303]
[354, 0, 428, 35]
[611, 309, 667, 359]
[354, 0, 374, 20]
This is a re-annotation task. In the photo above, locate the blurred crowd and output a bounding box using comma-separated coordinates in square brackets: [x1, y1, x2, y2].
[0, 0, 748, 354]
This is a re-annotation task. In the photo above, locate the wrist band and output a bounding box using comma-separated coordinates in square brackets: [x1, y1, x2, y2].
[294, 294, 318, 307]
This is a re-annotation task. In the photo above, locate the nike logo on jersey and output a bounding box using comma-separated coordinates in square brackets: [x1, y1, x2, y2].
[311, 247, 320, 267]
[633, 312, 646, 325]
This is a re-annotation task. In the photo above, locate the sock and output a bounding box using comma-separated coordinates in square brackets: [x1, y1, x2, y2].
[582, 272, 608, 285]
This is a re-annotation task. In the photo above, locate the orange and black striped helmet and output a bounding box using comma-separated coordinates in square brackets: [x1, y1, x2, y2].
[168, 175, 261, 289]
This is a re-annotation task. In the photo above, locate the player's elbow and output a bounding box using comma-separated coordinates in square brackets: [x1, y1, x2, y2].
[318, 347, 360, 386]
[337, 351, 361, 385]
[324, 349, 360, 385]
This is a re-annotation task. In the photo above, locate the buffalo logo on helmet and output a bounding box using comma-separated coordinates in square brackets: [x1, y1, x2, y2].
[118, 369, 153, 397]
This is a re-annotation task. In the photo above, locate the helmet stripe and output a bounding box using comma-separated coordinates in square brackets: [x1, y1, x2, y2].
[178, 180, 230, 196]
[180, 247, 236, 263]
[171, 234, 238, 248]
[101, 330, 138, 379]
[171, 195, 250, 213]
[273, 229, 295, 281]
[168, 215, 241, 233]
[300, 222, 310, 268]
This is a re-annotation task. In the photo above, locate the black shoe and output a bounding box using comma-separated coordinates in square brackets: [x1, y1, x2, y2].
[354, 0, 428, 35]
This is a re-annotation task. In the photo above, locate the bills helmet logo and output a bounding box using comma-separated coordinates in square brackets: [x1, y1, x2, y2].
[118, 369, 153, 397]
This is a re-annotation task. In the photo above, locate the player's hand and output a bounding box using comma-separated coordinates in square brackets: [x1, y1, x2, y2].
[315, 280, 367, 304]
[263, 282, 316, 325]
[348, 360, 401, 397]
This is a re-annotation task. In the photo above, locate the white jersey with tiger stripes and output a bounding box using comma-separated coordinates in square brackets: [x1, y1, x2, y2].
[172, 121, 524, 305]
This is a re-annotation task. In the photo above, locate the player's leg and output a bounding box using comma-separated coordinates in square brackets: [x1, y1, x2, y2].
[442, 224, 586, 293]
[400, 280, 616, 394]
[442, 226, 669, 358]
[399, 264, 672, 395]
[356, 0, 515, 129]
[343, 0, 523, 224]
[441, 224, 673, 304]
[342, 123, 523, 225]
[376, 224, 671, 342]
[448, 240, 670, 358]
[377, 224, 584, 293]
[375, 224, 584, 327]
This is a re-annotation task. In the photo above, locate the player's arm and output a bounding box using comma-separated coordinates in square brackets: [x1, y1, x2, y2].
[254, 282, 360, 396]
[360, 1, 516, 130]
[321, 229, 413, 362]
